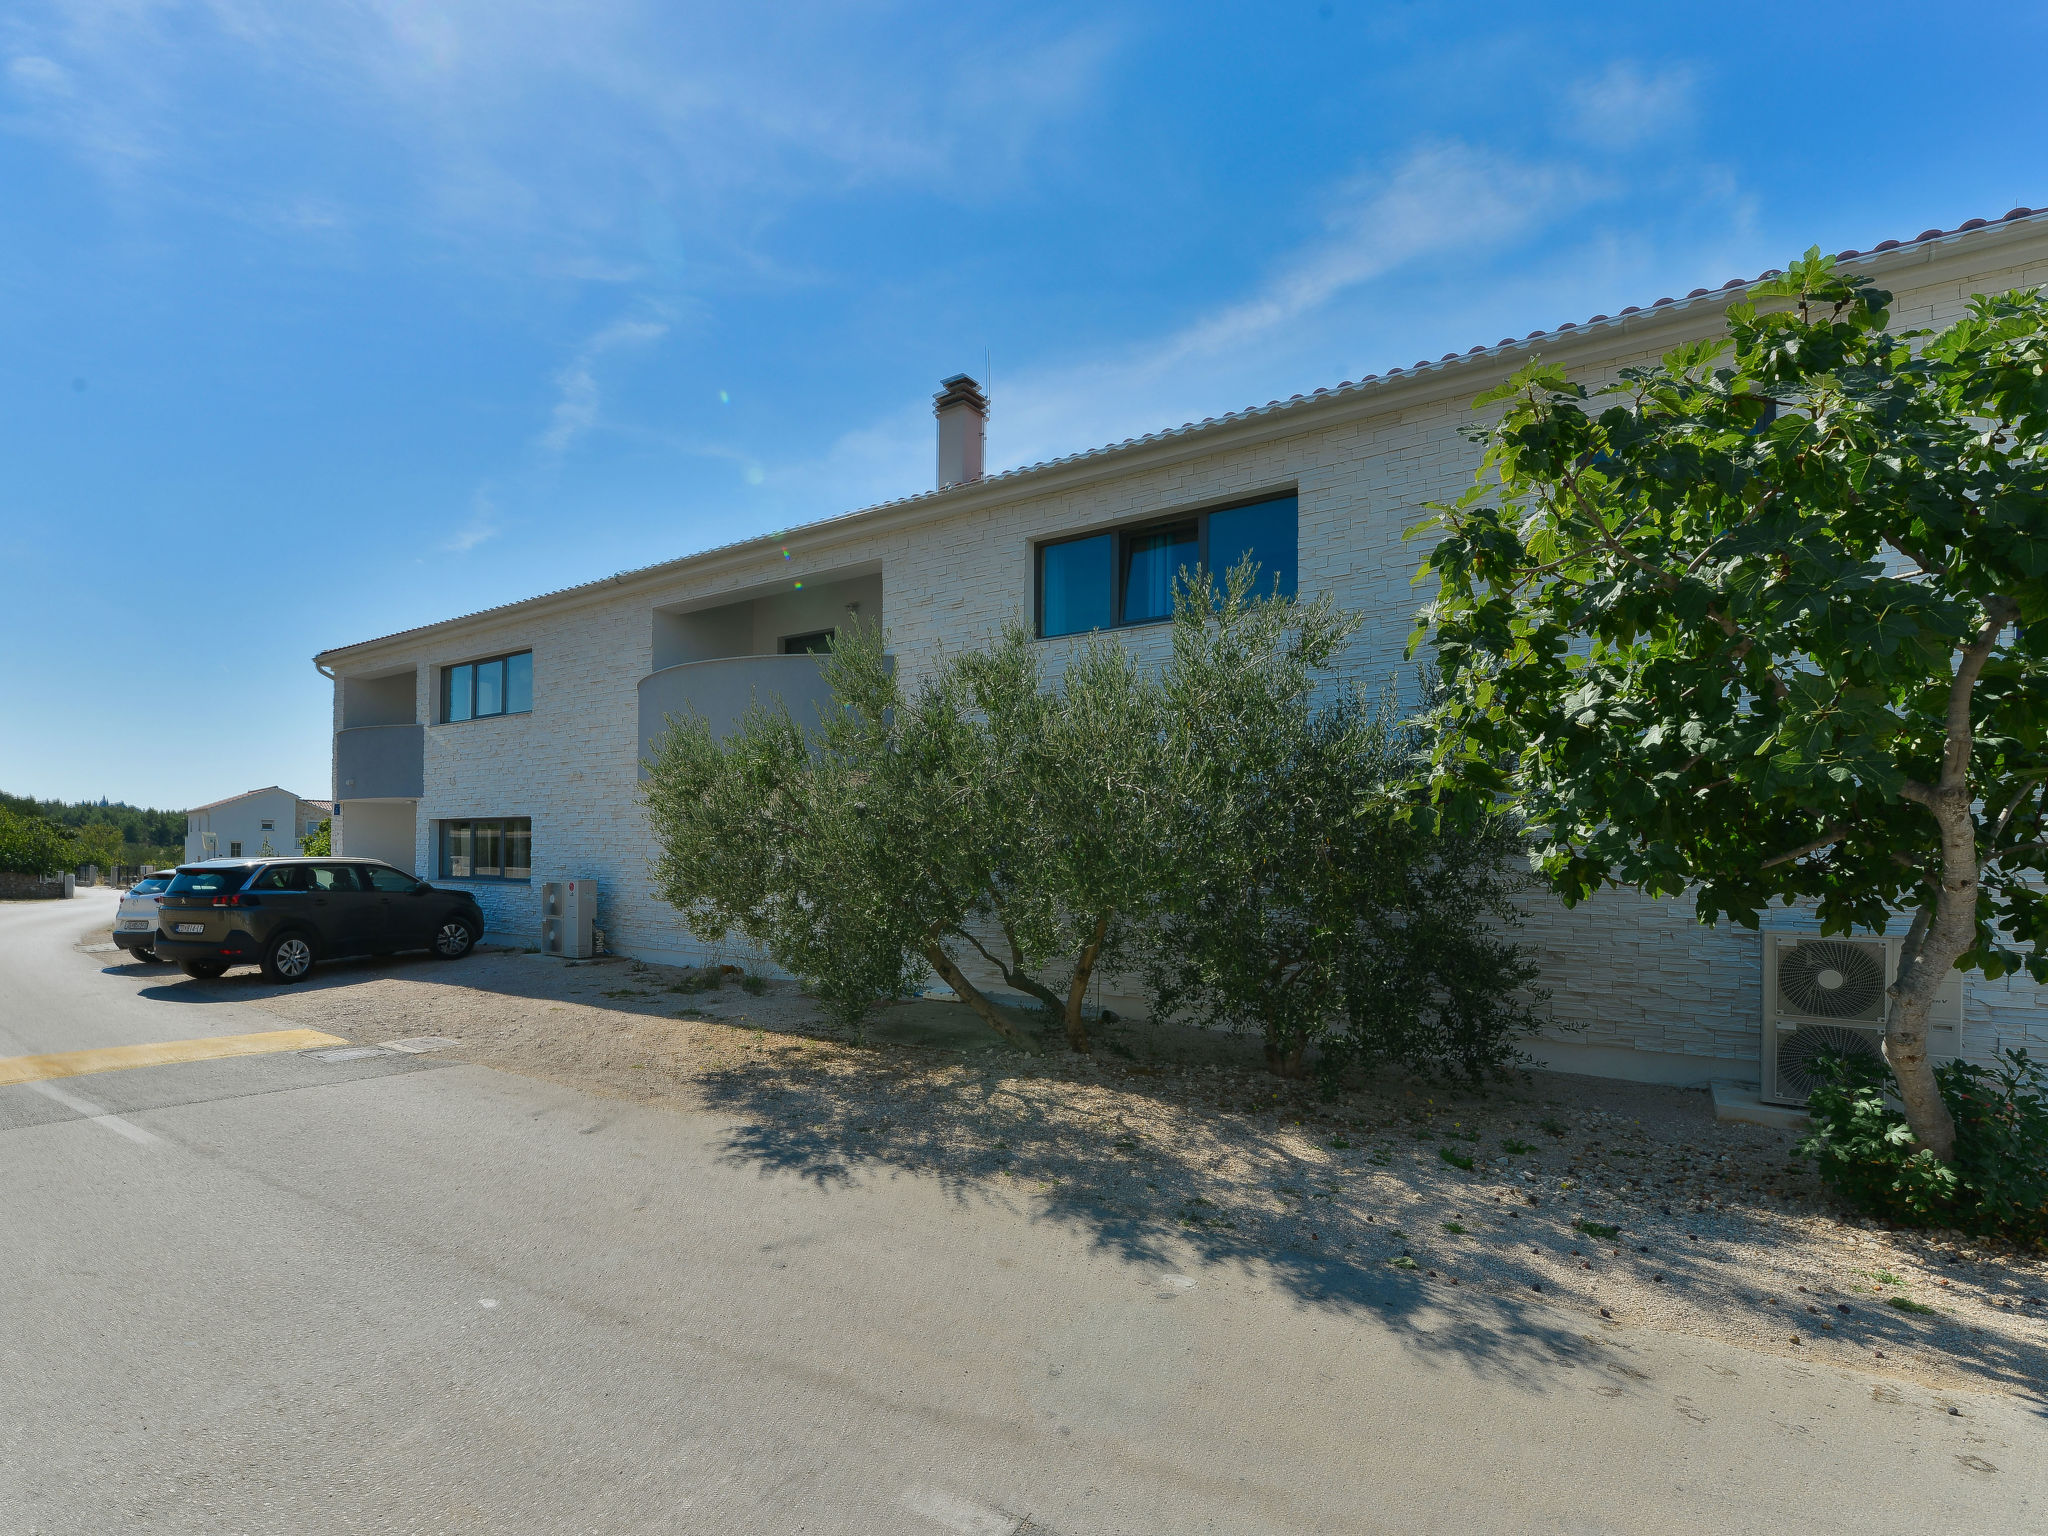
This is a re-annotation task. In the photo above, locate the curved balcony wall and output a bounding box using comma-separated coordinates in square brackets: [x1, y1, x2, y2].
[638, 654, 884, 775]
[335, 723, 425, 801]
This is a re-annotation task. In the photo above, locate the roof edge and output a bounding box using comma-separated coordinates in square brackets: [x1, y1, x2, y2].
[314, 208, 2048, 668]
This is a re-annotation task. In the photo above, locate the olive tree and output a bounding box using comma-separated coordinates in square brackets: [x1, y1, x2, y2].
[1145, 569, 1542, 1079]
[955, 627, 1168, 1051]
[644, 620, 1163, 1050]
[1415, 252, 2048, 1160]
[644, 623, 928, 1030]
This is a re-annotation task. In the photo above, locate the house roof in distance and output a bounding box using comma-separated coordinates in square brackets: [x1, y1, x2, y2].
[186, 786, 322, 815]
[314, 205, 2048, 666]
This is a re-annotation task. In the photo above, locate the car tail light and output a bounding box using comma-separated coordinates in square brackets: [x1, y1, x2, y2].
[214, 894, 262, 907]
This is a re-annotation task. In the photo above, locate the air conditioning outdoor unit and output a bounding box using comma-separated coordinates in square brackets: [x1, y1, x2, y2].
[1760, 934, 1963, 1107]
[541, 878, 597, 960]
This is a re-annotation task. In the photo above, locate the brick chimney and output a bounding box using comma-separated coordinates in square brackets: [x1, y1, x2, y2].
[933, 374, 987, 489]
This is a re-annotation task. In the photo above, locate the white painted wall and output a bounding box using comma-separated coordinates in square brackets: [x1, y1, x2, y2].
[336, 800, 417, 874]
[318, 223, 2048, 1083]
[185, 789, 318, 864]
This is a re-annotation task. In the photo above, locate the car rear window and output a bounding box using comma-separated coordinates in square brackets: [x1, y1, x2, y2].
[129, 876, 172, 894]
[167, 868, 250, 896]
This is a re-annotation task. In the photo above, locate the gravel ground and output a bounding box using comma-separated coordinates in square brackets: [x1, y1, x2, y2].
[213, 942, 2048, 1397]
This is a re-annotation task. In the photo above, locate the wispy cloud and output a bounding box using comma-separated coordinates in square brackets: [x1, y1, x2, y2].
[1155, 142, 1584, 368]
[2, 2, 1123, 271]
[767, 140, 1600, 516]
[441, 486, 501, 553]
[538, 312, 670, 456]
[1565, 62, 1696, 146]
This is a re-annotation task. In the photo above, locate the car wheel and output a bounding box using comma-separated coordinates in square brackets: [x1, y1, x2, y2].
[179, 959, 229, 980]
[431, 918, 478, 959]
[261, 931, 317, 984]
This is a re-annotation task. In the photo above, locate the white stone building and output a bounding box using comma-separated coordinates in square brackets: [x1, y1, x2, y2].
[315, 210, 2048, 1087]
[185, 787, 331, 865]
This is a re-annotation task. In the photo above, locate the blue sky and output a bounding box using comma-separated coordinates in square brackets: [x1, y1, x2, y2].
[4, 1, 2044, 810]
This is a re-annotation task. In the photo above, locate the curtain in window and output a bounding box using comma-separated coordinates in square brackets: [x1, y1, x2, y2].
[1122, 524, 1198, 624]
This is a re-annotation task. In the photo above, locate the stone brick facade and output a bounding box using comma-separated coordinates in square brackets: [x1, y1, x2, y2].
[323, 216, 2048, 1085]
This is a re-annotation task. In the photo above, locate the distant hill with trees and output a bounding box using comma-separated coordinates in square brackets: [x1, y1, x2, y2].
[0, 792, 187, 873]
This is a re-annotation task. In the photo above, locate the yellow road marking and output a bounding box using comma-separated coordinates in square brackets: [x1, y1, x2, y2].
[0, 1029, 352, 1087]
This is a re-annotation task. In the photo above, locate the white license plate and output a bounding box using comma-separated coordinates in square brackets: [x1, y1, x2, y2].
[120, 919, 152, 930]
[175, 923, 205, 934]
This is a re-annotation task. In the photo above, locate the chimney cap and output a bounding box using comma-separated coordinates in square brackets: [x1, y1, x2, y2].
[933, 374, 988, 416]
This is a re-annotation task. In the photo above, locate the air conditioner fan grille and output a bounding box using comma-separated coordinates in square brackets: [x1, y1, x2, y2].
[1775, 1024, 1884, 1100]
[1776, 940, 1887, 1021]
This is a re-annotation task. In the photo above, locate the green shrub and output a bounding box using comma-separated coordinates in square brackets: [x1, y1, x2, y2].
[1799, 1049, 2048, 1246]
[0, 805, 77, 877]
[1573, 1218, 1620, 1240]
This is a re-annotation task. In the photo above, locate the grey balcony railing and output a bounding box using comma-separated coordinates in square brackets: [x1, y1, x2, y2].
[638, 653, 884, 775]
[335, 722, 425, 800]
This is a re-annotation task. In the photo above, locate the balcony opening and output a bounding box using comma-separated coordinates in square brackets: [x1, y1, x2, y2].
[650, 568, 881, 672]
[340, 667, 418, 728]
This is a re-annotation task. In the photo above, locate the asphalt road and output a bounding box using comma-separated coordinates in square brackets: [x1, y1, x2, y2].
[1, 892, 2040, 1534]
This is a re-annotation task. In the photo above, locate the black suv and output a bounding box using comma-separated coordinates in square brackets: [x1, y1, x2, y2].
[153, 858, 486, 984]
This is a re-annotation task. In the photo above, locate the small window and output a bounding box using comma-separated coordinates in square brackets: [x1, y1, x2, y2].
[1036, 494, 1298, 638]
[781, 629, 835, 655]
[438, 818, 532, 881]
[439, 650, 532, 724]
[444, 663, 473, 722]
[229, 841, 243, 858]
[260, 820, 274, 831]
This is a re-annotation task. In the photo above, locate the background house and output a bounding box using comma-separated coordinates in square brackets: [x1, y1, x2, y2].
[185, 788, 331, 864]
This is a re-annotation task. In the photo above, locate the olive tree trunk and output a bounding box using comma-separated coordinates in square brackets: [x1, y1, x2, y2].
[920, 940, 1035, 1051]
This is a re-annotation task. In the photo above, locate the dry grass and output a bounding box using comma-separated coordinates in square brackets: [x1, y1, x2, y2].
[235, 943, 2048, 1397]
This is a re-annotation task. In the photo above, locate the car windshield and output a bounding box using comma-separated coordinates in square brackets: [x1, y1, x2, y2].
[167, 867, 250, 896]
[128, 876, 172, 894]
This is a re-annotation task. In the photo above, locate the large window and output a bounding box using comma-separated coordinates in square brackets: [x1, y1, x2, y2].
[1035, 493, 1298, 638]
[441, 651, 533, 724]
[439, 818, 532, 881]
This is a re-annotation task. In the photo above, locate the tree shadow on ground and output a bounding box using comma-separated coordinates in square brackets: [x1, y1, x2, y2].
[686, 1018, 2047, 1400]
[147, 947, 2048, 1399]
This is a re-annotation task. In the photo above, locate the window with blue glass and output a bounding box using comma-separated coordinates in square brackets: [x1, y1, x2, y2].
[441, 650, 533, 724]
[1036, 494, 1297, 637]
[1038, 533, 1115, 637]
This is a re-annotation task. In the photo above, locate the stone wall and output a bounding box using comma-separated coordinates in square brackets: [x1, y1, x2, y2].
[0, 872, 70, 900]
